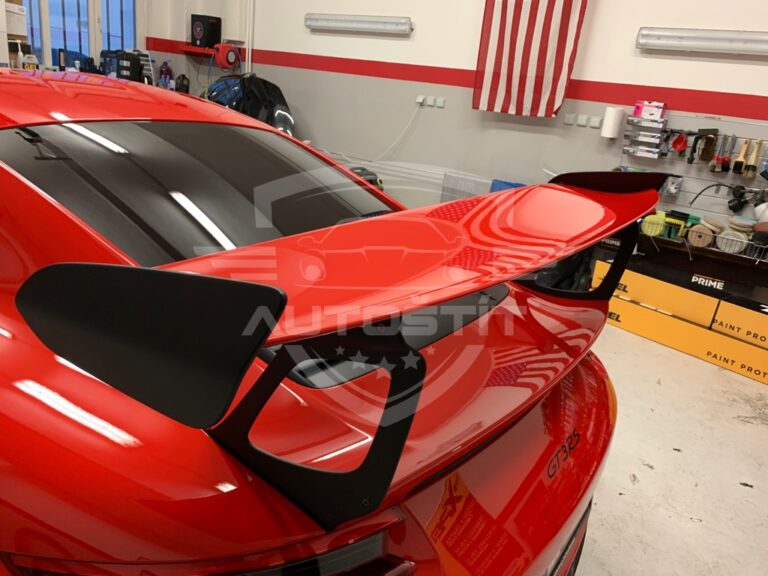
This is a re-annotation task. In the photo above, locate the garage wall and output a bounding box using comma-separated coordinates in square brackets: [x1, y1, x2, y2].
[146, 0, 247, 46]
[250, 0, 484, 70]
[574, 1, 768, 96]
[250, 0, 768, 97]
[143, 0, 768, 213]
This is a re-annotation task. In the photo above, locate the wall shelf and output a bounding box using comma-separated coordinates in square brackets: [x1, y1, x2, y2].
[180, 45, 215, 57]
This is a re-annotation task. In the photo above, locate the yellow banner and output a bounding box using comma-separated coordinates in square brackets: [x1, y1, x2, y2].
[712, 301, 768, 351]
[606, 298, 768, 385]
[593, 261, 719, 327]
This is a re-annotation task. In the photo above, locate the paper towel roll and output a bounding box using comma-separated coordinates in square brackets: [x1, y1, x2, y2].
[601, 107, 625, 139]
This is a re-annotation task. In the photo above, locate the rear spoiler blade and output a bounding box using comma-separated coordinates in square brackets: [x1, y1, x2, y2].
[166, 173, 666, 345]
[16, 172, 664, 530]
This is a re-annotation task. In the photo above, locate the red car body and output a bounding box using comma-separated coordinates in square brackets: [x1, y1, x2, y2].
[0, 71, 659, 576]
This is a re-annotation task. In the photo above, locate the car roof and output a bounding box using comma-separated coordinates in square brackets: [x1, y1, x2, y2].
[0, 69, 265, 129]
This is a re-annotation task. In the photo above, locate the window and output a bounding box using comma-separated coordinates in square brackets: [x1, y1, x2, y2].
[48, 0, 89, 67]
[22, 0, 44, 61]
[101, 0, 135, 51]
[0, 122, 394, 266]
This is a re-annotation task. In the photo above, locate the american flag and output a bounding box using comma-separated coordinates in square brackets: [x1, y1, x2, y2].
[473, 0, 589, 117]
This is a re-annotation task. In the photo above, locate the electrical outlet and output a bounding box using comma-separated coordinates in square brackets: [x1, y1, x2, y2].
[436, 97, 446, 109]
[589, 116, 602, 129]
[564, 114, 576, 126]
[416, 95, 426, 105]
[426, 96, 436, 107]
[577, 114, 589, 127]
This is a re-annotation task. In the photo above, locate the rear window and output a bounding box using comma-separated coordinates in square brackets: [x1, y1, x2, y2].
[0, 121, 392, 266]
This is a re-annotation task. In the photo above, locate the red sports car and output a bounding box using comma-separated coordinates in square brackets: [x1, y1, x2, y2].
[0, 70, 662, 576]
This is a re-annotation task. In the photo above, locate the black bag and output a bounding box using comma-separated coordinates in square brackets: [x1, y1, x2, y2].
[205, 74, 295, 136]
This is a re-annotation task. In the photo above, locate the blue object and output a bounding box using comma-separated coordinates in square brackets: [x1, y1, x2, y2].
[490, 179, 526, 192]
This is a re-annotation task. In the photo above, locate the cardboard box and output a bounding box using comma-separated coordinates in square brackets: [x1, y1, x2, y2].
[712, 301, 768, 351]
[593, 260, 768, 384]
[593, 260, 719, 327]
[606, 297, 768, 385]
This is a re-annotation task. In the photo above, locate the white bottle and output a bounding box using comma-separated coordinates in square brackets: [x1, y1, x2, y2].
[14, 41, 23, 69]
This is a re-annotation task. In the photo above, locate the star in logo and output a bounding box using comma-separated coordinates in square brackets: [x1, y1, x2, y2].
[377, 356, 396, 379]
[335, 346, 346, 356]
[402, 350, 421, 370]
[425, 346, 436, 356]
[350, 350, 369, 369]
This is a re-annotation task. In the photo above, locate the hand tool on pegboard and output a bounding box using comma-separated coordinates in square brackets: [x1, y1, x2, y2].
[733, 139, 752, 175]
[687, 135, 702, 164]
[687, 129, 718, 164]
[744, 139, 764, 179]
[709, 135, 727, 172]
[700, 134, 718, 163]
[721, 135, 738, 173]
[672, 132, 688, 157]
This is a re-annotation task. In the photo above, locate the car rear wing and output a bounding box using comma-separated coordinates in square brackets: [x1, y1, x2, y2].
[16, 172, 666, 530]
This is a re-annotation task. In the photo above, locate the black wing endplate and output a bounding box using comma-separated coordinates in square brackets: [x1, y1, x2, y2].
[16, 264, 425, 530]
[16, 264, 287, 428]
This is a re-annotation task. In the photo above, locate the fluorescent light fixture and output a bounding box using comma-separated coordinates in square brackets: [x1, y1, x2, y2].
[51, 111, 129, 154]
[169, 191, 237, 251]
[637, 27, 768, 56]
[305, 13, 413, 36]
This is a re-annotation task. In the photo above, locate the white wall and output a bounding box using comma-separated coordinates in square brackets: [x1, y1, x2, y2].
[146, 0, 768, 96]
[141, 0, 768, 216]
[146, 0, 247, 45]
[0, 1, 9, 66]
[251, 0, 485, 70]
[574, 0, 768, 96]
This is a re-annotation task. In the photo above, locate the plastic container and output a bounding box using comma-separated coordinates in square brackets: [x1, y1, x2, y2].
[158, 61, 174, 89]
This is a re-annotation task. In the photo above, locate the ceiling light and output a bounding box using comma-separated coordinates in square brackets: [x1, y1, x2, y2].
[170, 191, 237, 251]
[637, 27, 768, 56]
[305, 13, 413, 36]
[51, 111, 129, 154]
[14, 379, 141, 447]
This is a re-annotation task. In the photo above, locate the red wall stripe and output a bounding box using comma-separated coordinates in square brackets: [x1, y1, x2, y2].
[248, 48, 477, 88]
[565, 80, 768, 122]
[147, 37, 188, 54]
[146, 36, 768, 121]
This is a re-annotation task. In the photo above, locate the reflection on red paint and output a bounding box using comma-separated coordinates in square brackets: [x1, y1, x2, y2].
[427, 473, 525, 576]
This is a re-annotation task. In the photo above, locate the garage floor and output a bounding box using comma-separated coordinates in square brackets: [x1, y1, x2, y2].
[581, 325, 768, 576]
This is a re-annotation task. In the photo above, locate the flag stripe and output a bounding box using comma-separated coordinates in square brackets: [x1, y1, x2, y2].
[544, 0, 575, 117]
[473, 0, 498, 109]
[474, 0, 588, 117]
[492, 2, 518, 112]
[557, 0, 589, 115]
[522, 0, 550, 115]
[478, 1, 503, 110]
[486, 0, 511, 111]
[499, 0, 526, 113]
[528, 0, 558, 115]
[552, 0, 584, 115]
[536, 0, 564, 116]
[514, 0, 541, 115]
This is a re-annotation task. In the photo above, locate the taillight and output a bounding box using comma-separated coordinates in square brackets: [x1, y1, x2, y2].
[3, 533, 416, 576]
